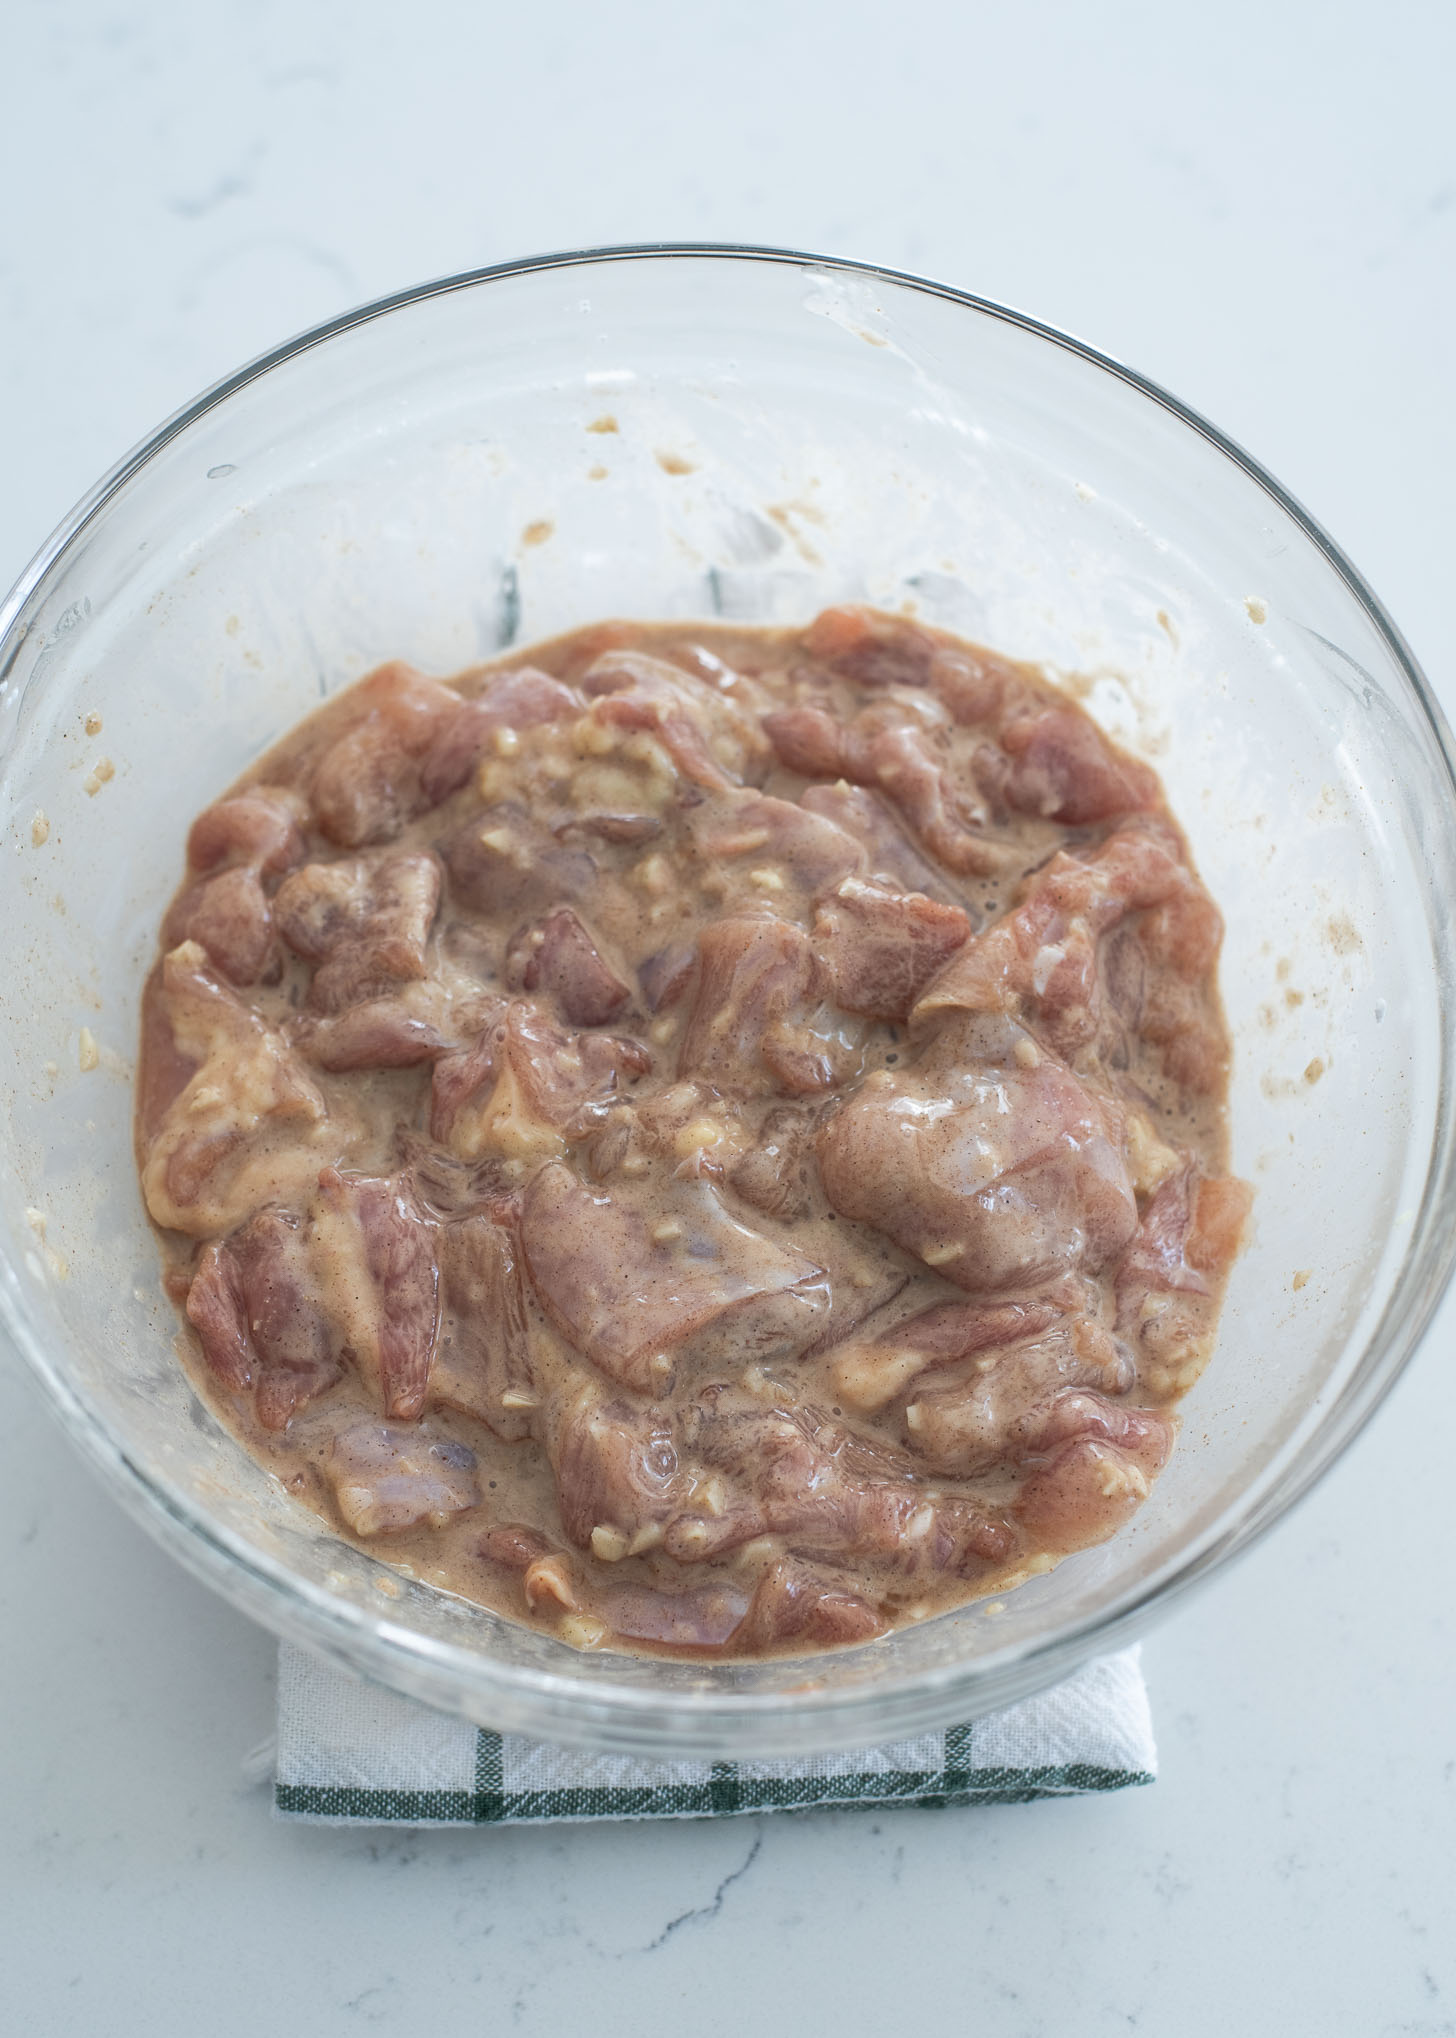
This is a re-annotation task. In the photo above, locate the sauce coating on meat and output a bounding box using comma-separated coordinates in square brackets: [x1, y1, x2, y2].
[136, 609, 1248, 1658]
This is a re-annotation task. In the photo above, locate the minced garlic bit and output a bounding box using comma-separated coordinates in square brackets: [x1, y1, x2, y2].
[618, 731, 677, 802]
[571, 714, 619, 758]
[77, 1027, 100, 1073]
[30, 811, 49, 847]
[1094, 1456, 1150, 1503]
[82, 757, 115, 797]
[630, 852, 673, 896]
[559, 1614, 608, 1649]
[650, 1217, 683, 1245]
[571, 763, 646, 814]
[921, 1240, 965, 1267]
[672, 1117, 723, 1158]
[84, 711, 103, 736]
[590, 1525, 629, 1563]
[1126, 1110, 1182, 1195]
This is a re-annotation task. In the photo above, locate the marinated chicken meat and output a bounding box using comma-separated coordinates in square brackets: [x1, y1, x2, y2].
[137, 609, 1248, 1659]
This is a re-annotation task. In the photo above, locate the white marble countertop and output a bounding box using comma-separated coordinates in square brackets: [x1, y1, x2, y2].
[3, 3, 1453, 2030]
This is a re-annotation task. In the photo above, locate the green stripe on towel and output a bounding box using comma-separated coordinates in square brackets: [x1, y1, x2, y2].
[272, 1644, 1157, 1826]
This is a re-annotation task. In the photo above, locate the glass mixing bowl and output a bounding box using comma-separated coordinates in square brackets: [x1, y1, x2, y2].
[2, 246, 1453, 1758]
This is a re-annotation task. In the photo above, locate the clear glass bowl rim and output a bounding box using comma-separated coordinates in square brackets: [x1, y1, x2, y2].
[3, 240, 1454, 1751]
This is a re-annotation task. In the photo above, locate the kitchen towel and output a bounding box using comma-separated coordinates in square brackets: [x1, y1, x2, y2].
[273, 1641, 1155, 1825]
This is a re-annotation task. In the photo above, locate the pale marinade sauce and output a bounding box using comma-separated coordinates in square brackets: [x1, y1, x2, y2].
[135, 609, 1248, 1658]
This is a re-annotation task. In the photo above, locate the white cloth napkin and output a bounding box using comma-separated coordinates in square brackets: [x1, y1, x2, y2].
[273, 1642, 1156, 1825]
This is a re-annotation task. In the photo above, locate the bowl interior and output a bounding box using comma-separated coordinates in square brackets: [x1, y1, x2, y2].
[2, 251, 1452, 1755]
